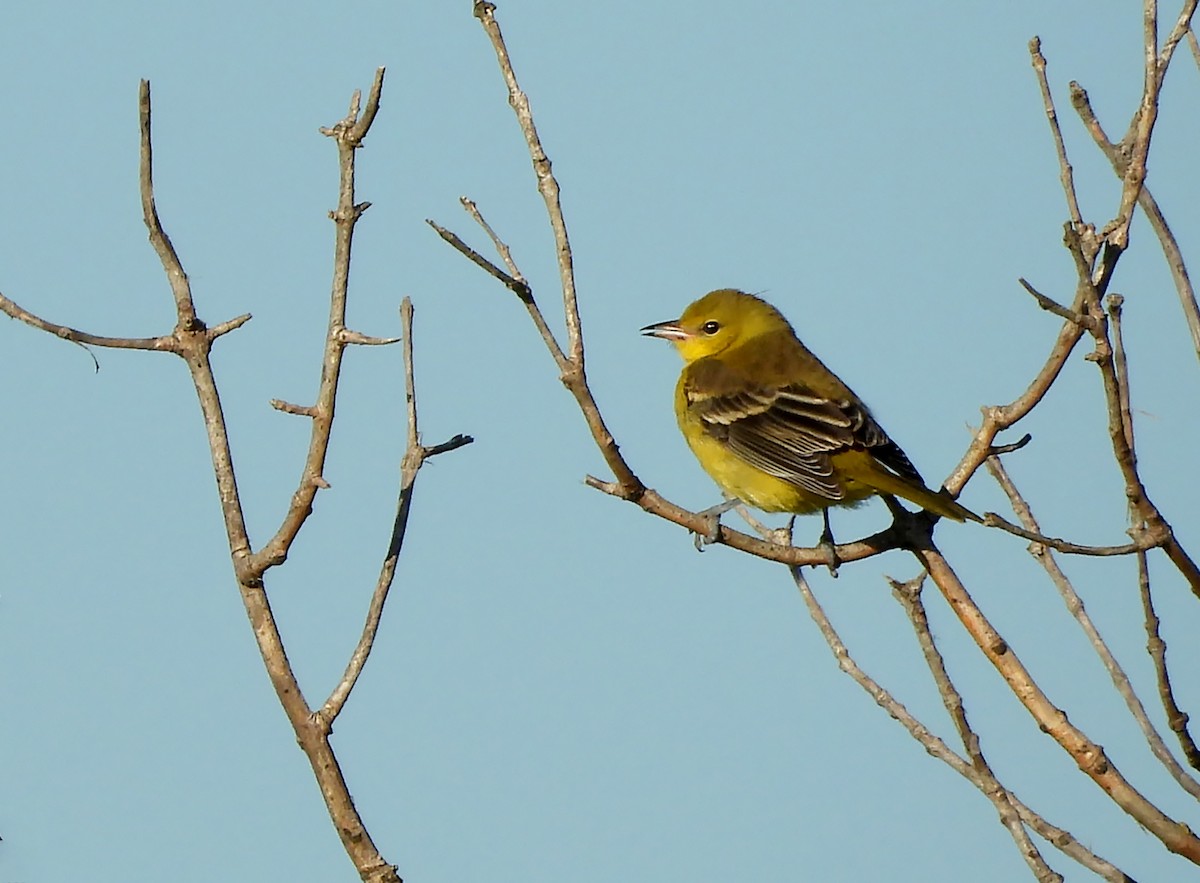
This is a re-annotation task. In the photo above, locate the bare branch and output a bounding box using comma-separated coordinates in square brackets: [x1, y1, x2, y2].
[1017, 278, 1093, 327]
[795, 567, 1131, 881]
[452, 199, 577, 371]
[792, 568, 976, 771]
[1139, 549, 1200, 770]
[338, 328, 402, 346]
[139, 81, 200, 330]
[890, 575, 1061, 882]
[1108, 0, 1198, 250]
[321, 298, 473, 722]
[1160, 1, 1200, 72]
[584, 474, 906, 568]
[460, 196, 525, 283]
[986, 433, 1033, 457]
[1070, 80, 1200, 362]
[916, 543, 1200, 861]
[948, 311, 1086, 493]
[137, 80, 257, 584]
[138, 79, 409, 879]
[349, 68, 386, 144]
[987, 456, 1200, 800]
[1028, 38, 1083, 227]
[472, 0, 582, 364]
[249, 70, 388, 577]
[0, 291, 176, 356]
[1011, 806, 1136, 883]
[1108, 295, 1136, 453]
[426, 219, 530, 296]
[981, 511, 1156, 557]
[270, 399, 317, 417]
[208, 313, 253, 339]
[1088, 271, 1200, 600]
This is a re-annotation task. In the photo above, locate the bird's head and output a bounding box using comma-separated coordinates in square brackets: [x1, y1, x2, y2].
[641, 289, 793, 362]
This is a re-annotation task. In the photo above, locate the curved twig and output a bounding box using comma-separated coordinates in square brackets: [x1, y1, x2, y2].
[321, 298, 473, 722]
[981, 512, 1157, 557]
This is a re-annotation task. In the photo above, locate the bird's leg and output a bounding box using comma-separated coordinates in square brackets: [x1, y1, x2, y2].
[693, 497, 739, 550]
[817, 508, 840, 577]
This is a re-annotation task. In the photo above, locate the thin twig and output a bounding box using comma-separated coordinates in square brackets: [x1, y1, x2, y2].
[1018, 278, 1093, 327]
[271, 399, 318, 417]
[339, 328, 402, 346]
[1070, 80, 1200, 362]
[138, 81, 257, 584]
[426, 218, 529, 296]
[139, 81, 200, 330]
[1107, 296, 1136, 456]
[321, 298, 473, 722]
[248, 70, 386, 577]
[1138, 549, 1200, 770]
[987, 456, 1200, 800]
[457, 200, 570, 368]
[1028, 38, 1083, 227]
[473, 0, 582, 364]
[137, 80, 407, 879]
[1108, 0, 1197, 250]
[0, 293, 173, 354]
[1160, 1, 1200, 72]
[981, 512, 1157, 557]
[890, 575, 1061, 882]
[793, 567, 1130, 881]
[460, 196, 525, 283]
[916, 541, 1200, 861]
[986, 433, 1033, 457]
[948, 274, 1090, 497]
[1087, 243, 1200, 600]
[1113, 293, 1200, 769]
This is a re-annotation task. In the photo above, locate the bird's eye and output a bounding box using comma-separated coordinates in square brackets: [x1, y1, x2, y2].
[702, 321, 721, 335]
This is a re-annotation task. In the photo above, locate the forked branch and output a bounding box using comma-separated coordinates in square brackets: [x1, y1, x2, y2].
[1, 71, 479, 883]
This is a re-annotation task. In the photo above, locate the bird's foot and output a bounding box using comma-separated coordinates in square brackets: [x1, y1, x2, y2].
[692, 498, 739, 551]
[693, 516, 719, 551]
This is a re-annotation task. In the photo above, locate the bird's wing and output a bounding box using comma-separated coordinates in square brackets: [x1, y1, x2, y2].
[685, 358, 923, 501]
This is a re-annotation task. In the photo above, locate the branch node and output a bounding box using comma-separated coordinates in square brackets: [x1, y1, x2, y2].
[270, 399, 317, 417]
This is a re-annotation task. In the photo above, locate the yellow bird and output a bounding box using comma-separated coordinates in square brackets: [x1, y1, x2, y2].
[642, 289, 979, 536]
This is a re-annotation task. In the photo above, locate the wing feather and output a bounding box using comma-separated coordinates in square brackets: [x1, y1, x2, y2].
[685, 357, 923, 502]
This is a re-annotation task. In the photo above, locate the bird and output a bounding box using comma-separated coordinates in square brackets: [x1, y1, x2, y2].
[641, 289, 979, 545]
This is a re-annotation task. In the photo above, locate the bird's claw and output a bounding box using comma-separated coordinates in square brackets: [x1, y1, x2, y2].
[691, 498, 738, 551]
[692, 512, 722, 551]
[818, 536, 840, 578]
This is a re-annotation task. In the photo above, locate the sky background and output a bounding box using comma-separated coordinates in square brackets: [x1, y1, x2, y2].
[3, 2, 1200, 881]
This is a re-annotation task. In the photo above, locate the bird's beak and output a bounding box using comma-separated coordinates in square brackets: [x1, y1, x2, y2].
[640, 319, 689, 341]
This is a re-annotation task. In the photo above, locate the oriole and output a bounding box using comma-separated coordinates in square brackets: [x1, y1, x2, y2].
[642, 289, 979, 526]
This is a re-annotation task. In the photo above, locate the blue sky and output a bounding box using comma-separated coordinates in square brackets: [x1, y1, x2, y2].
[3, 2, 1199, 881]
